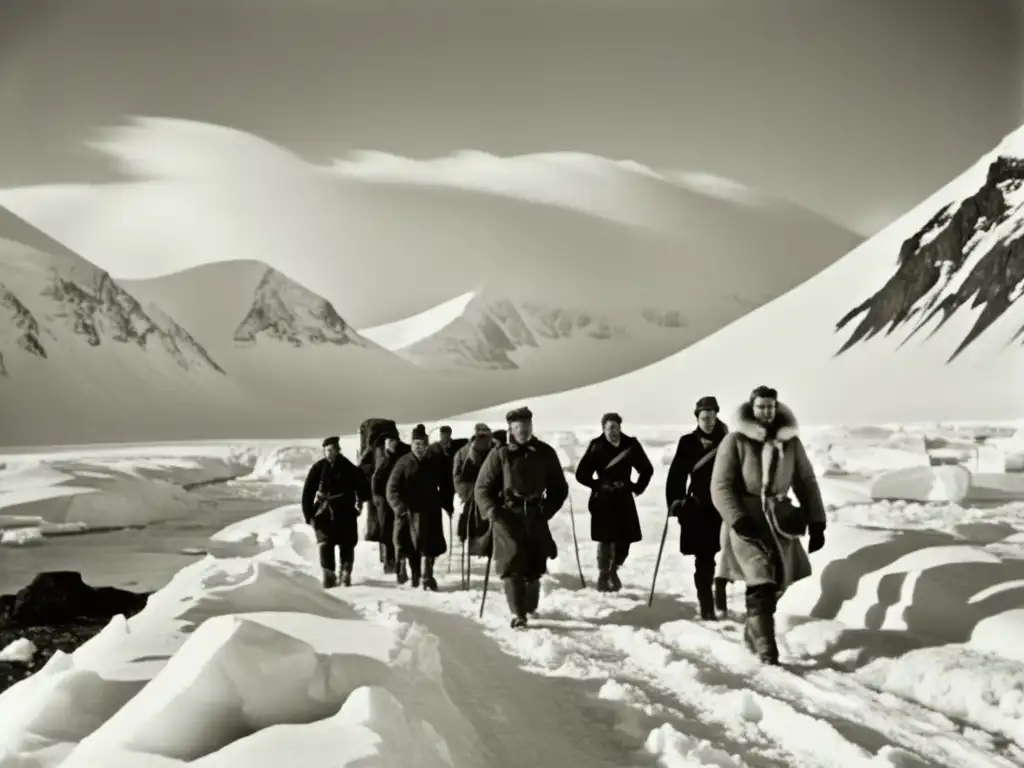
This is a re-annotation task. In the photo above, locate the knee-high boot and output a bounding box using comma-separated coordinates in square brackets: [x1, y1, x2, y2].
[743, 584, 780, 665]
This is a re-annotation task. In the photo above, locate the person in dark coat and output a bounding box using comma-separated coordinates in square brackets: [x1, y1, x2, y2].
[386, 424, 450, 591]
[475, 406, 569, 630]
[357, 421, 400, 574]
[574, 413, 654, 593]
[665, 396, 731, 619]
[301, 436, 370, 588]
[427, 425, 458, 516]
[371, 433, 411, 583]
[453, 423, 495, 555]
[492, 429, 508, 448]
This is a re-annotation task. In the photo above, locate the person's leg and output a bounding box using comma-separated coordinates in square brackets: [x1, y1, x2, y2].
[693, 555, 716, 620]
[743, 583, 780, 664]
[318, 542, 338, 589]
[595, 542, 613, 592]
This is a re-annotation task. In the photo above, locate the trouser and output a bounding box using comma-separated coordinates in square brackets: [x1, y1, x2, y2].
[378, 541, 396, 569]
[503, 577, 541, 617]
[693, 555, 730, 615]
[319, 542, 355, 572]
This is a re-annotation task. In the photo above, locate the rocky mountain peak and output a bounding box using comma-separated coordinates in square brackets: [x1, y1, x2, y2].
[835, 154, 1024, 361]
[233, 267, 369, 349]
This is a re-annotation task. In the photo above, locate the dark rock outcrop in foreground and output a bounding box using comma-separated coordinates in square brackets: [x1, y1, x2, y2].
[0, 571, 150, 692]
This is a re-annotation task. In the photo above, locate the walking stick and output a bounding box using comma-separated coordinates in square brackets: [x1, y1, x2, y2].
[478, 546, 493, 618]
[460, 537, 468, 590]
[447, 513, 454, 573]
[648, 509, 671, 607]
[567, 495, 586, 589]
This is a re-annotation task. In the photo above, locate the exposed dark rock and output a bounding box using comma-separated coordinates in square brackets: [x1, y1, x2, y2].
[0, 571, 149, 630]
[836, 155, 1024, 360]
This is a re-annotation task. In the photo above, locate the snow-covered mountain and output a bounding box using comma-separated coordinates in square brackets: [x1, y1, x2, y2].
[515, 126, 1024, 427]
[122, 260, 437, 417]
[0, 118, 860, 331]
[398, 289, 689, 374]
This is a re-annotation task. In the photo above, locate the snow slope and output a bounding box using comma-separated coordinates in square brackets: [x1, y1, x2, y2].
[360, 291, 476, 350]
[520, 125, 1024, 426]
[2, 436, 1023, 767]
[0, 118, 859, 332]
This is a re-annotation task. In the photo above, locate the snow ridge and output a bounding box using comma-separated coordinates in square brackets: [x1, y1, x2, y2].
[837, 155, 1024, 361]
[0, 238, 224, 377]
[233, 267, 370, 349]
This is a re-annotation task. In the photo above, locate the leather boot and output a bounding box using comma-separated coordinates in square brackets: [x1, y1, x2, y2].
[608, 565, 622, 592]
[409, 556, 422, 588]
[339, 562, 352, 587]
[321, 568, 337, 589]
[596, 543, 613, 592]
[396, 558, 409, 585]
[695, 576, 716, 621]
[743, 614, 780, 665]
[714, 578, 729, 615]
[422, 557, 438, 591]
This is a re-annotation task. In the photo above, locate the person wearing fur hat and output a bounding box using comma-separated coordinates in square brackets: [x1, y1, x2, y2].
[370, 432, 412, 583]
[475, 406, 569, 629]
[386, 424, 450, 591]
[665, 396, 731, 620]
[301, 436, 370, 589]
[453, 423, 497, 555]
[710, 387, 827, 665]
[574, 412, 654, 593]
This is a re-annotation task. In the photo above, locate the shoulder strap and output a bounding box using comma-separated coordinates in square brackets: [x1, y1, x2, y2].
[690, 444, 720, 475]
[603, 445, 634, 471]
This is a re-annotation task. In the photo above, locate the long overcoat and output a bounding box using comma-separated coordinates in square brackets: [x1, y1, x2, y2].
[710, 402, 826, 592]
[665, 420, 729, 556]
[386, 451, 449, 559]
[301, 455, 368, 548]
[573, 434, 653, 543]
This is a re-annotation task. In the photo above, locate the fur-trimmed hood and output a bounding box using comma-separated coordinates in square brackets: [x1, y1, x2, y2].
[731, 401, 800, 443]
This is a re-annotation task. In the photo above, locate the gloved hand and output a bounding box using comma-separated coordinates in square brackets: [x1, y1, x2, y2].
[807, 522, 826, 553]
[314, 490, 326, 504]
[732, 516, 760, 541]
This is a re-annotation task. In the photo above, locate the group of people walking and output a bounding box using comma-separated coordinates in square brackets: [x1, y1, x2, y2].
[301, 385, 827, 666]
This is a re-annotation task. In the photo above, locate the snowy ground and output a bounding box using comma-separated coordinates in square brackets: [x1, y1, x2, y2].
[2, 429, 1024, 767]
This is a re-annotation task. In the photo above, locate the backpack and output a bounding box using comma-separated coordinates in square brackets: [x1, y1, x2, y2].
[359, 418, 399, 457]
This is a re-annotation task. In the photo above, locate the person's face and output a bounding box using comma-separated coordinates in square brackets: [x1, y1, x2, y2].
[325, 444, 340, 461]
[752, 397, 777, 425]
[439, 432, 452, 447]
[384, 436, 398, 453]
[697, 410, 718, 433]
[509, 420, 533, 443]
[411, 439, 429, 459]
[603, 421, 621, 442]
[474, 432, 491, 449]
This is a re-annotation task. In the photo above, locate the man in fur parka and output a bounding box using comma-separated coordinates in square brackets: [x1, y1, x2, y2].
[710, 386, 827, 665]
[574, 412, 654, 592]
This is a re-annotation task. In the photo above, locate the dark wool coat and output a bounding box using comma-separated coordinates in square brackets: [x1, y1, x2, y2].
[301, 455, 369, 548]
[452, 440, 494, 553]
[427, 441, 459, 513]
[664, 420, 729, 556]
[574, 434, 654, 544]
[369, 442, 411, 546]
[386, 451, 450, 559]
[711, 402, 827, 592]
[474, 438, 569, 580]
[357, 446, 383, 542]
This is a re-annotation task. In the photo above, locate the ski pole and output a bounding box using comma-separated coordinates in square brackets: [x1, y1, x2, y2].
[648, 508, 671, 607]
[568, 495, 586, 589]
[478, 546, 493, 618]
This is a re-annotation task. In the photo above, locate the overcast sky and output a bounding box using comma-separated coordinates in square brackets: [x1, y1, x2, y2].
[1, 0, 1022, 234]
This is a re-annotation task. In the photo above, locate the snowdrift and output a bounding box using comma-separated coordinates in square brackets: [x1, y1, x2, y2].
[0, 550, 480, 768]
[520, 125, 1024, 426]
[869, 465, 972, 504]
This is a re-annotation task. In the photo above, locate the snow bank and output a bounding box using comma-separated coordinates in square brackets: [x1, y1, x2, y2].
[0, 639, 37, 663]
[0, 543, 474, 768]
[241, 445, 322, 485]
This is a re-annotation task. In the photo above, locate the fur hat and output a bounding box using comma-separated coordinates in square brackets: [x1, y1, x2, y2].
[411, 424, 429, 441]
[322, 435, 340, 448]
[601, 412, 622, 426]
[505, 406, 533, 423]
[694, 396, 720, 416]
